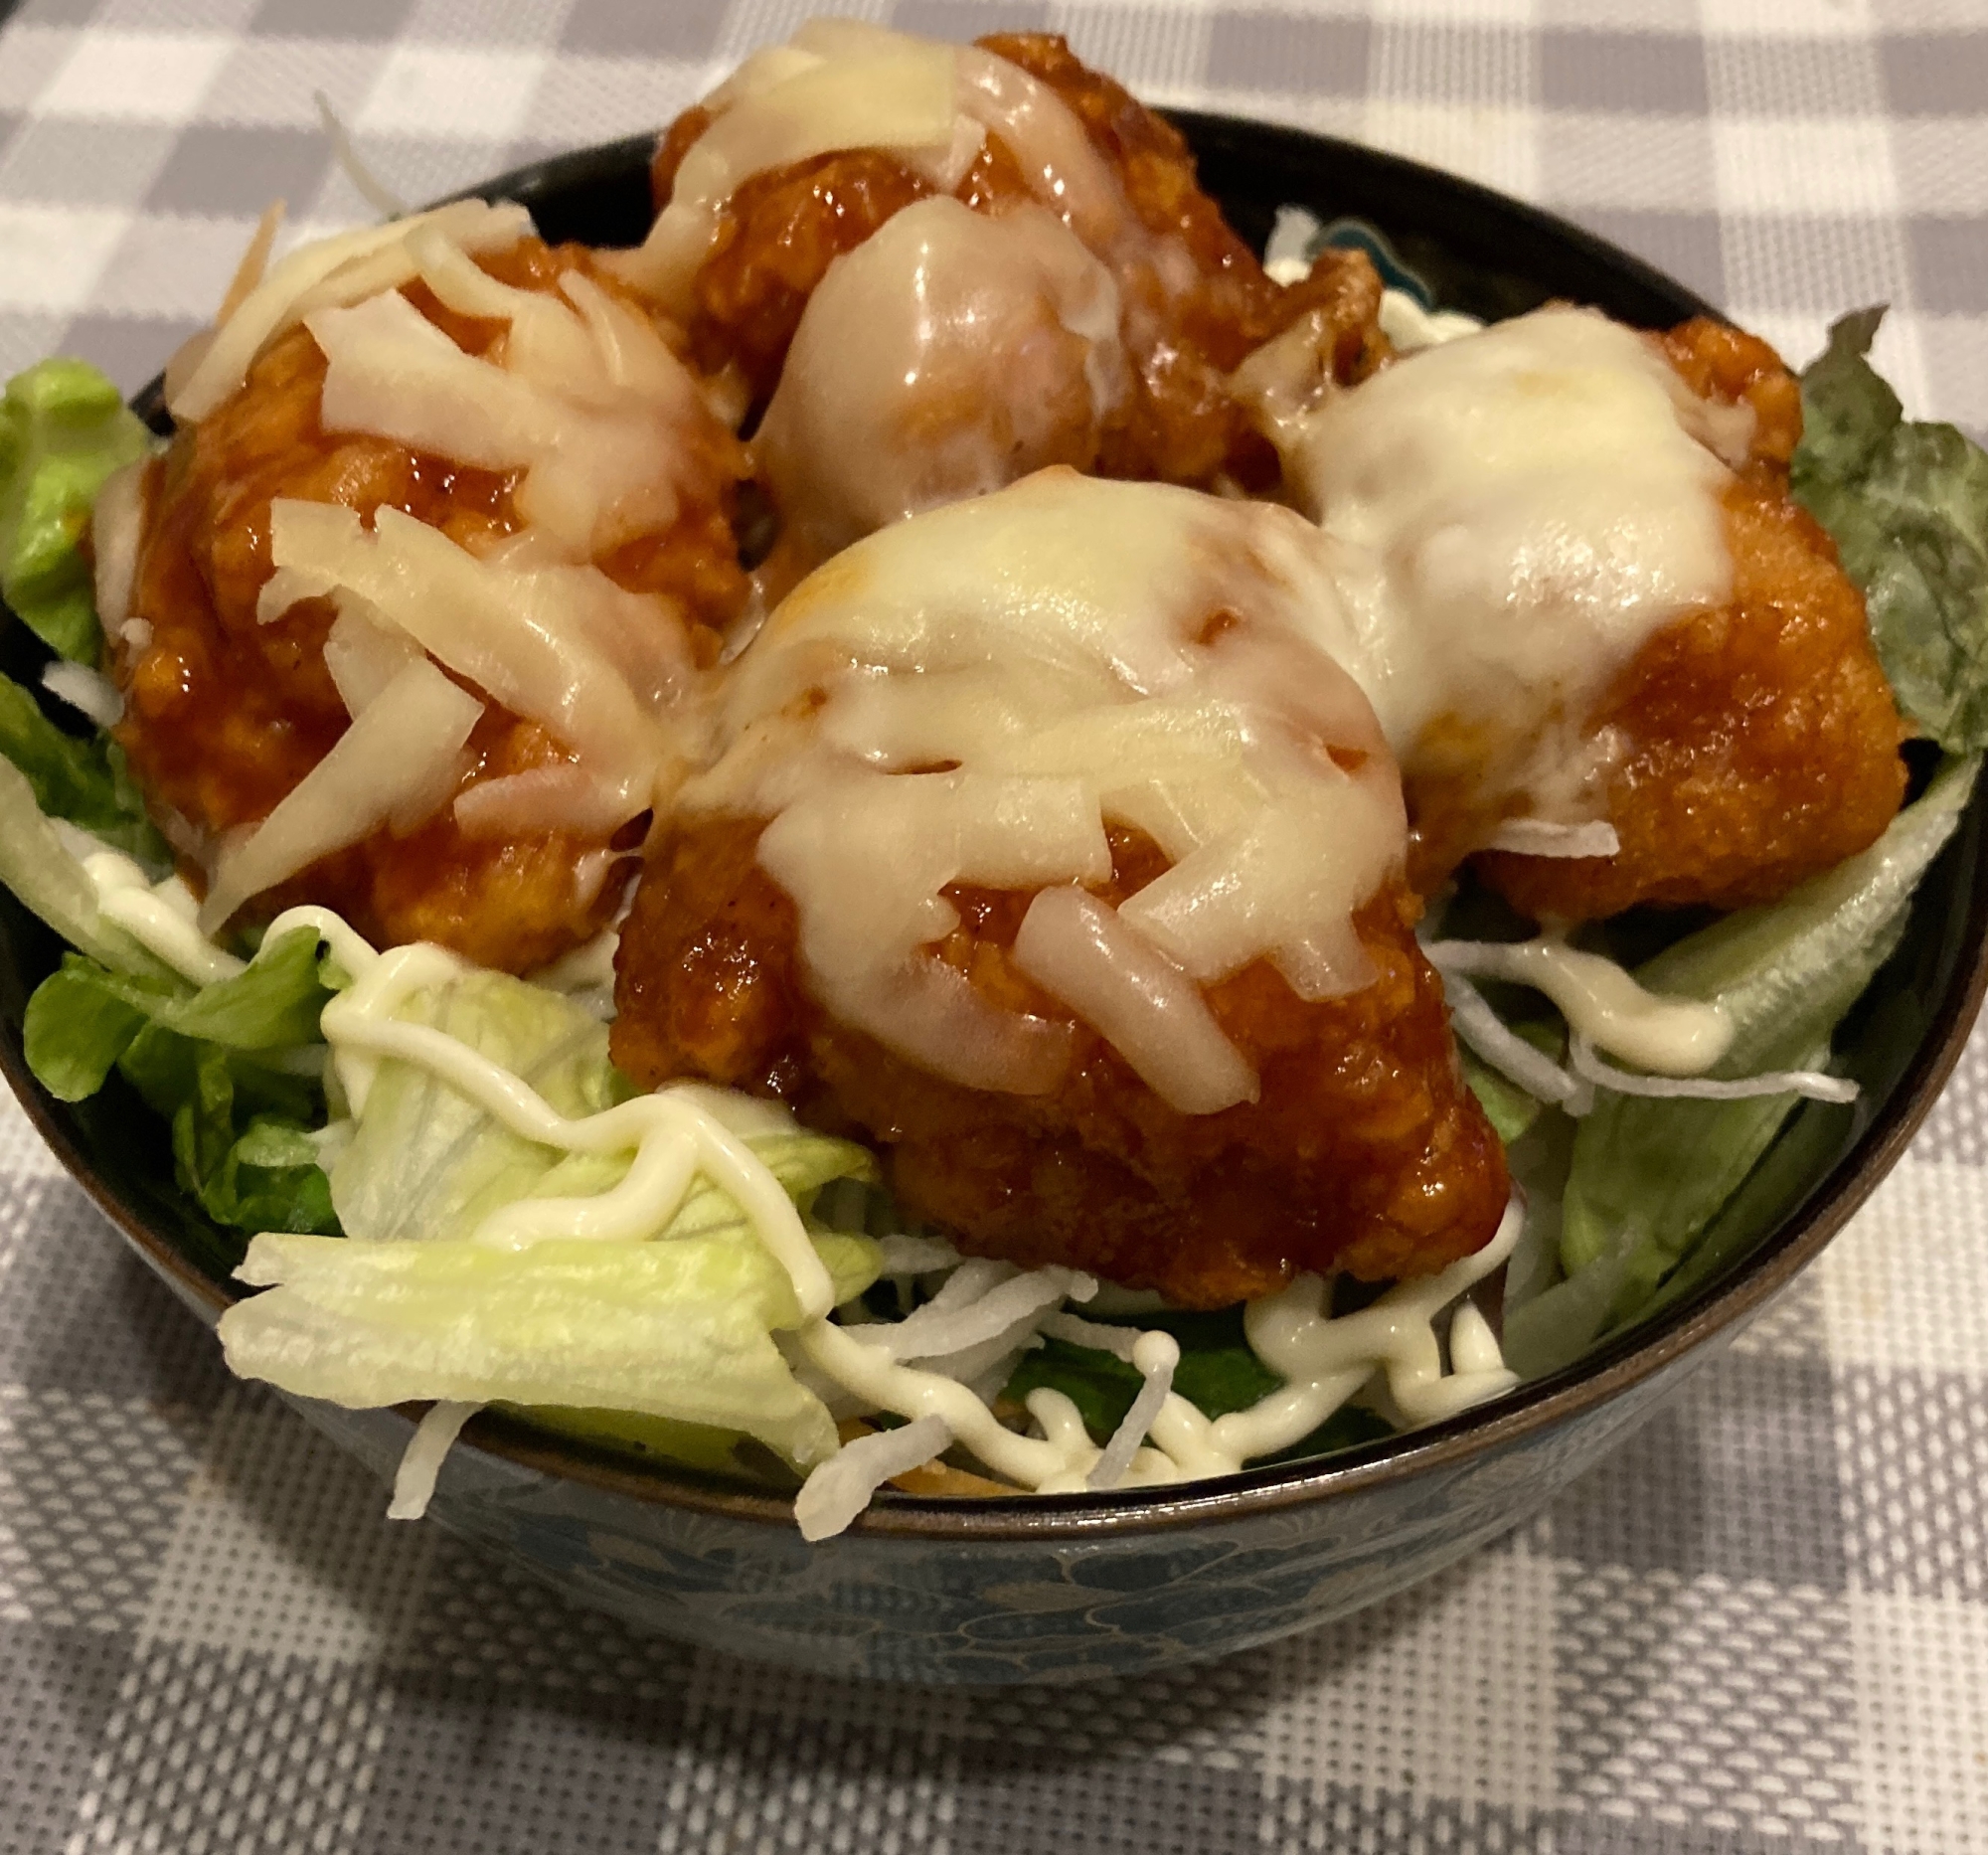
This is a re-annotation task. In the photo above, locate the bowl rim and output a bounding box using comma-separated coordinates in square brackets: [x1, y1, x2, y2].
[4, 114, 1983, 1544]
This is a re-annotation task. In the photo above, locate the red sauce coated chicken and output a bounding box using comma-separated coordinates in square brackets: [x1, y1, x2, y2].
[114, 235, 746, 973]
[607, 471, 1512, 1306]
[651, 30, 1384, 555]
[612, 818, 1510, 1307]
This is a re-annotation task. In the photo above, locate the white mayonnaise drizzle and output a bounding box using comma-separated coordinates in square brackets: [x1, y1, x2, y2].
[314, 939, 839, 1318]
[1568, 1034, 1858, 1106]
[81, 852, 246, 987]
[1148, 1193, 1524, 1472]
[1424, 936, 1733, 1077]
[319, 916, 1520, 1503]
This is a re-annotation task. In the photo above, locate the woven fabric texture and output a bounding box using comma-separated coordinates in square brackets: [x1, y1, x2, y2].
[2, 0, 1987, 1849]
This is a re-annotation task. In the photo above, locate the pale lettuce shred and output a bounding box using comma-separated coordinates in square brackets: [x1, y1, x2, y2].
[220, 968, 886, 1471]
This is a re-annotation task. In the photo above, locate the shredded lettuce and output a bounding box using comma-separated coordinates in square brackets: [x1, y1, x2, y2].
[213, 962, 891, 1470]
[1504, 757, 1977, 1376]
[220, 1228, 881, 1469]
[0, 359, 150, 663]
[1792, 307, 1988, 751]
[331, 968, 629, 1244]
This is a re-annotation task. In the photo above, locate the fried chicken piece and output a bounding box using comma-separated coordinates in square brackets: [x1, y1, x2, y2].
[115, 237, 747, 972]
[652, 32, 1384, 491]
[1470, 320, 1906, 922]
[613, 818, 1509, 1308]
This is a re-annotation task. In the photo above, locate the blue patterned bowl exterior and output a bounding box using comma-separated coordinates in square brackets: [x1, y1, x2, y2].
[273, 1333, 1723, 1685]
[3, 119, 1985, 1686]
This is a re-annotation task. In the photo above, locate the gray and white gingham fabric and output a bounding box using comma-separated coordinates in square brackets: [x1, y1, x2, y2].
[3, 1, 1987, 1849]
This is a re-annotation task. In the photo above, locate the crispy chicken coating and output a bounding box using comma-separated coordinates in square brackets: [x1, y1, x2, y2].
[612, 819, 1510, 1308]
[115, 237, 747, 973]
[1467, 320, 1907, 922]
[652, 32, 1385, 492]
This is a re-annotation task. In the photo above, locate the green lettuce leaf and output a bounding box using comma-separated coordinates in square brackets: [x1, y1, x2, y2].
[0, 359, 151, 662]
[23, 926, 334, 1100]
[253, 963, 891, 1467]
[20, 924, 340, 1241]
[1505, 757, 1977, 1377]
[1460, 1041, 1546, 1145]
[115, 1023, 335, 1238]
[219, 1229, 882, 1469]
[195, 1114, 339, 1236]
[1791, 308, 1988, 750]
[0, 670, 164, 864]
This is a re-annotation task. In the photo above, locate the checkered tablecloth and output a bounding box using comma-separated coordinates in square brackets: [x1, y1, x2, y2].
[3, 0, 1987, 1849]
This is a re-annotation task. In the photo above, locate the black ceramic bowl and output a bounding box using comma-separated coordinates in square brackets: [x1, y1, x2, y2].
[3, 118, 1982, 1687]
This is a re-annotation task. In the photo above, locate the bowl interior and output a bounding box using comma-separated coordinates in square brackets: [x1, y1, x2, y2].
[1, 115, 1983, 1536]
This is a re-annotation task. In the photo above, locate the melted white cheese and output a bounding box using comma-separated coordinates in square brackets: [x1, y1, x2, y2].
[617, 21, 1141, 321]
[90, 458, 146, 639]
[305, 249, 706, 561]
[687, 469, 1406, 1101]
[1274, 306, 1737, 826]
[755, 196, 1127, 561]
[197, 656, 483, 935]
[169, 199, 533, 422]
[619, 28, 967, 307]
[260, 501, 682, 812]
